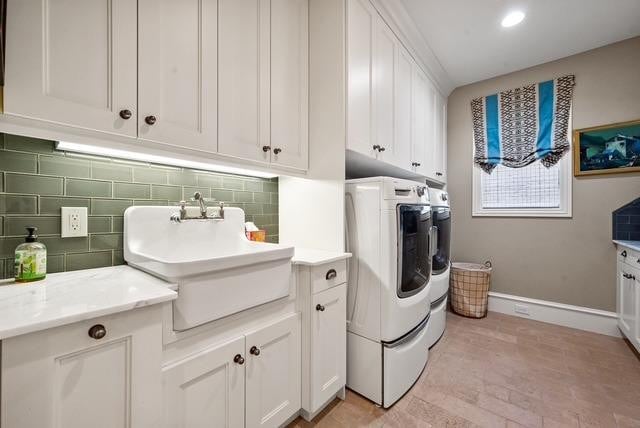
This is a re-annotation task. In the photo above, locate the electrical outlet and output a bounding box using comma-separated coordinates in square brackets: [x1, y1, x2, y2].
[61, 207, 88, 238]
[514, 304, 530, 316]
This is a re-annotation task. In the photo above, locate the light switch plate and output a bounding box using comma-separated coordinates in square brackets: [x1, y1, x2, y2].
[61, 207, 88, 237]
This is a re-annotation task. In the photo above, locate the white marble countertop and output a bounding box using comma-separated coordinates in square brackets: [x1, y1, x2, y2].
[0, 265, 177, 340]
[292, 248, 352, 266]
[613, 240, 640, 252]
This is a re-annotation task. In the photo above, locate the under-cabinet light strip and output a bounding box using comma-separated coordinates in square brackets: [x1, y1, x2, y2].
[55, 142, 278, 179]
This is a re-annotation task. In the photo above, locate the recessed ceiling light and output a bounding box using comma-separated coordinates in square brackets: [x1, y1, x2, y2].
[501, 11, 525, 28]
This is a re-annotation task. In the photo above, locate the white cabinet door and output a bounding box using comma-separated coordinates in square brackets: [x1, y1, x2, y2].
[138, 0, 217, 152]
[618, 263, 637, 340]
[245, 313, 301, 428]
[432, 91, 447, 182]
[163, 336, 245, 428]
[393, 46, 413, 171]
[311, 284, 347, 412]
[347, 0, 376, 158]
[411, 65, 428, 175]
[1, 306, 163, 428]
[373, 16, 396, 165]
[4, 0, 137, 137]
[218, 0, 270, 163]
[270, 0, 309, 170]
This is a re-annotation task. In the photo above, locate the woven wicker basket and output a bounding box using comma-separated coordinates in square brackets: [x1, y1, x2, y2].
[450, 261, 492, 318]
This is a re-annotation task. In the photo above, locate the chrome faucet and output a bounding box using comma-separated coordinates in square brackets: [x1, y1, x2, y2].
[170, 192, 224, 223]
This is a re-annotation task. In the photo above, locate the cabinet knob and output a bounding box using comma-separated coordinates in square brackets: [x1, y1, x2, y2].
[119, 109, 132, 120]
[436, 172, 443, 176]
[316, 304, 325, 312]
[621, 251, 627, 257]
[378, 146, 386, 152]
[413, 162, 421, 167]
[326, 269, 337, 280]
[273, 148, 282, 155]
[373, 145, 380, 152]
[250, 346, 261, 356]
[262, 146, 271, 152]
[88, 324, 107, 340]
[145, 115, 157, 125]
[234, 354, 245, 365]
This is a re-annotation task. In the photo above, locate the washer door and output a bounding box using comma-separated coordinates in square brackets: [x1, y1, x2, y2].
[397, 204, 432, 298]
[432, 207, 451, 275]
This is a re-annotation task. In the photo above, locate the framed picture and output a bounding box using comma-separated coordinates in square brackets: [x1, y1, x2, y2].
[573, 119, 640, 176]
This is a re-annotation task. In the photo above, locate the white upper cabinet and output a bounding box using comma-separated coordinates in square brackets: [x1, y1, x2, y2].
[411, 66, 428, 176]
[433, 91, 447, 181]
[218, 0, 309, 170]
[138, 0, 218, 152]
[347, 0, 376, 157]
[217, 0, 268, 163]
[393, 46, 414, 171]
[270, 0, 309, 170]
[373, 16, 396, 164]
[346, 0, 447, 183]
[4, 0, 138, 137]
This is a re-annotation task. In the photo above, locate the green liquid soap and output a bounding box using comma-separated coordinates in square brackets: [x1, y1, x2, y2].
[15, 226, 47, 283]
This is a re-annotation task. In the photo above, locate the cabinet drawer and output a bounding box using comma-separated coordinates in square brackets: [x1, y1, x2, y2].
[619, 247, 640, 268]
[311, 260, 347, 294]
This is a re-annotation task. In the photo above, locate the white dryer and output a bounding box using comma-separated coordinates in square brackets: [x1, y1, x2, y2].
[425, 188, 451, 349]
[345, 177, 432, 408]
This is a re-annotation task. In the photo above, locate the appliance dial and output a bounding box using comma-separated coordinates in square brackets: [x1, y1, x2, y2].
[416, 186, 425, 197]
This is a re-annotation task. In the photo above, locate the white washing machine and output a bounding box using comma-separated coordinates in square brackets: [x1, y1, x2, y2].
[345, 177, 433, 408]
[425, 188, 451, 349]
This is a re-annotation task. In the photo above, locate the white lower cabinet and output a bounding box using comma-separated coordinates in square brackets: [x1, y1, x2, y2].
[245, 313, 301, 427]
[299, 261, 348, 421]
[1, 305, 164, 428]
[616, 247, 640, 352]
[310, 284, 347, 412]
[163, 336, 245, 428]
[163, 312, 301, 428]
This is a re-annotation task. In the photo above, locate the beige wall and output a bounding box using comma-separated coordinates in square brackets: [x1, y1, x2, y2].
[447, 37, 640, 311]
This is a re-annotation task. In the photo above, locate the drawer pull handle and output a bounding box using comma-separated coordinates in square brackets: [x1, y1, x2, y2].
[88, 324, 107, 340]
[316, 304, 325, 312]
[273, 148, 282, 155]
[326, 269, 337, 280]
[623, 273, 636, 280]
[145, 115, 157, 125]
[262, 145, 271, 152]
[621, 250, 627, 257]
[234, 354, 245, 365]
[250, 346, 261, 356]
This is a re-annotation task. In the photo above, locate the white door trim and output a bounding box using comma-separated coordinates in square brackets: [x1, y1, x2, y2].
[488, 291, 620, 337]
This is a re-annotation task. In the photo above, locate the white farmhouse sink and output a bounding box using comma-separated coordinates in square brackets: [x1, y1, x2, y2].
[124, 206, 293, 330]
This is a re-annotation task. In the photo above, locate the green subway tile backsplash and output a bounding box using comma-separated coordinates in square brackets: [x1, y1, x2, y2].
[0, 133, 279, 279]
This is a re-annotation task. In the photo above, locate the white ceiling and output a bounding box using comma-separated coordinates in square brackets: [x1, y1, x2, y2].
[400, 0, 640, 88]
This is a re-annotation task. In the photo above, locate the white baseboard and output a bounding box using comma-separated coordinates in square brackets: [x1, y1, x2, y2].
[488, 292, 621, 337]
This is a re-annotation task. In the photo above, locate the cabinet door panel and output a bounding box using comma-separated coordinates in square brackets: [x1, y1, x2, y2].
[163, 336, 245, 428]
[218, 0, 269, 163]
[411, 66, 427, 174]
[618, 266, 636, 338]
[433, 91, 447, 181]
[245, 313, 301, 428]
[394, 46, 413, 171]
[138, 0, 217, 152]
[4, 0, 137, 136]
[270, 0, 309, 170]
[1, 306, 163, 428]
[347, 0, 375, 157]
[311, 284, 347, 411]
[373, 17, 395, 164]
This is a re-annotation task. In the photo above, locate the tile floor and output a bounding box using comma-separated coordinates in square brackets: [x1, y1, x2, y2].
[289, 311, 640, 427]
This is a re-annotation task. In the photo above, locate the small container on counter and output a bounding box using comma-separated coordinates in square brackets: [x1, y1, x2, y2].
[14, 226, 47, 283]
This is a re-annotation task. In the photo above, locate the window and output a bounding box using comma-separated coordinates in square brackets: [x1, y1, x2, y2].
[472, 151, 572, 217]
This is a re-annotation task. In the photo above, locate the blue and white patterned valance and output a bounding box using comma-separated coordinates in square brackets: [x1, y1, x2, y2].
[472, 75, 575, 174]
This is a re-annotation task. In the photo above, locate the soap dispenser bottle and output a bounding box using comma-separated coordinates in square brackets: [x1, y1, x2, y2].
[15, 226, 47, 283]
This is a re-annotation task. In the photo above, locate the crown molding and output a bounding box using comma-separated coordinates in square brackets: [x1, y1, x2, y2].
[369, 0, 455, 96]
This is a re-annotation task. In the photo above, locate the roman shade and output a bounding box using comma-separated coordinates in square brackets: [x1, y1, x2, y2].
[471, 75, 575, 173]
